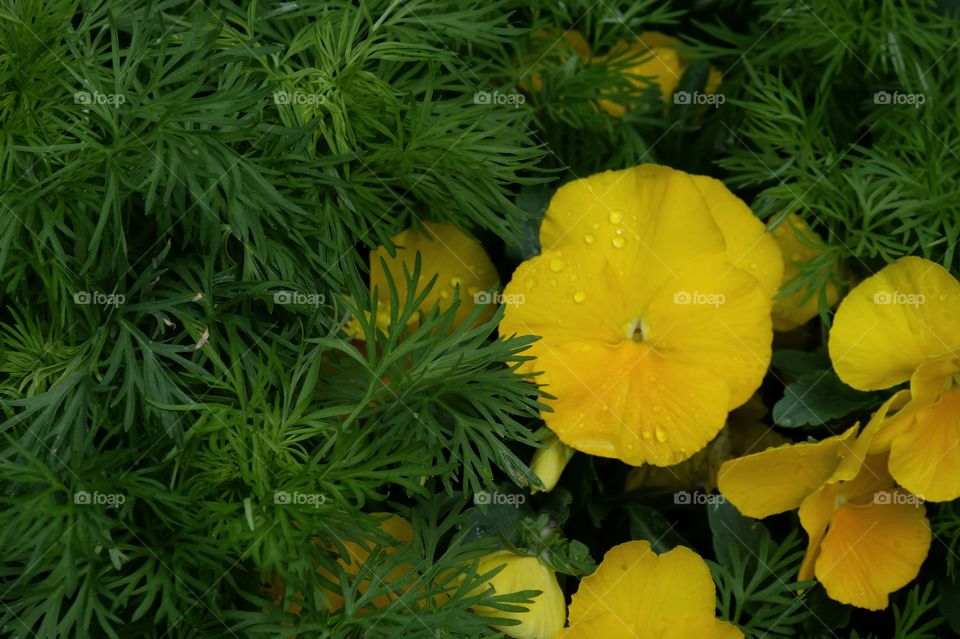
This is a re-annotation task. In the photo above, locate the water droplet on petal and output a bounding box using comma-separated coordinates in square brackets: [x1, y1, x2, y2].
[574, 291, 586, 303]
[584, 233, 596, 244]
[439, 290, 450, 300]
[642, 430, 653, 440]
[449, 277, 462, 288]
[655, 427, 668, 442]
[609, 211, 623, 224]
[939, 294, 949, 302]
[550, 258, 564, 272]
[612, 237, 626, 248]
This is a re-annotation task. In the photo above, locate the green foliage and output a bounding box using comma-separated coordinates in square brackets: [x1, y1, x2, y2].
[697, 0, 960, 307]
[3, 0, 959, 637]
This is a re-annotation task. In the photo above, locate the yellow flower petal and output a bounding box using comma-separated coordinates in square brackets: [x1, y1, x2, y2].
[829, 256, 960, 390]
[768, 213, 842, 331]
[814, 495, 931, 610]
[368, 222, 498, 336]
[642, 253, 773, 409]
[885, 386, 960, 502]
[564, 540, 740, 639]
[539, 166, 728, 294]
[691, 175, 783, 299]
[718, 425, 857, 519]
[514, 336, 730, 466]
[472, 551, 566, 639]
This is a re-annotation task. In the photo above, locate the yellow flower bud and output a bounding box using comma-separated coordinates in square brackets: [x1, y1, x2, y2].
[472, 550, 566, 639]
[530, 434, 574, 493]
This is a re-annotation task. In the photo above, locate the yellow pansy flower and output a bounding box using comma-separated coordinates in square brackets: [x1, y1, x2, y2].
[597, 31, 723, 117]
[829, 256, 960, 501]
[500, 165, 781, 467]
[530, 432, 575, 493]
[769, 213, 843, 331]
[348, 222, 499, 338]
[560, 540, 742, 639]
[718, 403, 931, 610]
[471, 550, 566, 639]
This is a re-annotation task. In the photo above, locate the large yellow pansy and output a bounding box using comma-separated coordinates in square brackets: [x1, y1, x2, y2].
[501, 165, 780, 466]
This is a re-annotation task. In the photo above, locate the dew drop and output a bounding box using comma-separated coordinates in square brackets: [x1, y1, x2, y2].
[940, 294, 949, 302]
[467, 286, 479, 296]
[609, 211, 623, 224]
[550, 258, 564, 272]
[439, 290, 450, 300]
[449, 276, 462, 288]
[642, 430, 653, 440]
[584, 233, 596, 244]
[655, 427, 668, 442]
[574, 291, 586, 303]
[612, 237, 626, 249]
[569, 274, 579, 282]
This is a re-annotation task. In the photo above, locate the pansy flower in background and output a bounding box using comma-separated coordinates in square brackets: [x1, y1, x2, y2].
[500, 164, 781, 467]
[347, 221, 499, 339]
[596, 31, 723, 116]
[769, 213, 843, 331]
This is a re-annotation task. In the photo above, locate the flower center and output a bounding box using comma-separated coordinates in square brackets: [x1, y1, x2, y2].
[626, 317, 649, 342]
